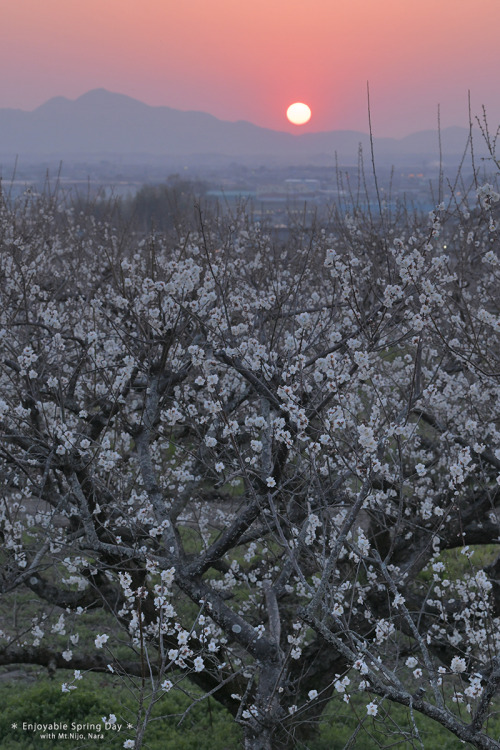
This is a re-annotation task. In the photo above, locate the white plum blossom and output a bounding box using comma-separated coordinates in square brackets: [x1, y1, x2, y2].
[392, 593, 405, 608]
[334, 675, 351, 693]
[465, 675, 484, 699]
[358, 424, 378, 454]
[354, 659, 369, 674]
[375, 619, 395, 643]
[193, 656, 205, 672]
[450, 656, 467, 674]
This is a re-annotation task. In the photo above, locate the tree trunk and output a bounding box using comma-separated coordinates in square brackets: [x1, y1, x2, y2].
[244, 726, 274, 750]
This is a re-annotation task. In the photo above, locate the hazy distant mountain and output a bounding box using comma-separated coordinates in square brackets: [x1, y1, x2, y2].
[0, 89, 481, 165]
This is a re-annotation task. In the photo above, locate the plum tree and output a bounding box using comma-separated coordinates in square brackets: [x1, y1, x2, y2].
[1, 176, 500, 749]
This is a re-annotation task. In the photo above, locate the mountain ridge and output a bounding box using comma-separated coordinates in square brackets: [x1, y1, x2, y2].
[0, 89, 482, 164]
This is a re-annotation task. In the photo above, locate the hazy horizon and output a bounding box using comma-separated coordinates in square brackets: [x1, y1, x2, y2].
[0, 87, 486, 141]
[2, 0, 500, 139]
[0, 87, 484, 166]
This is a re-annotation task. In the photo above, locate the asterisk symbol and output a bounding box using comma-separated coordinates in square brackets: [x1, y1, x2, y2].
[11, 723, 17, 729]
[127, 723, 133, 729]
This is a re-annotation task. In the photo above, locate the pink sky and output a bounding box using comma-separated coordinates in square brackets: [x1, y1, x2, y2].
[2, 0, 500, 137]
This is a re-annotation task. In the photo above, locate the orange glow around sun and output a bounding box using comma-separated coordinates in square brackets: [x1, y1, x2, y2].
[286, 102, 311, 126]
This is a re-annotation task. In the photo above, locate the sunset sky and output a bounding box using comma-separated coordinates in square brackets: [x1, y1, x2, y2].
[2, 0, 500, 137]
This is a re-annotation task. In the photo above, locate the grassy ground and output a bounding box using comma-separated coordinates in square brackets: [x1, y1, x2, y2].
[0, 672, 241, 749]
[1, 672, 499, 749]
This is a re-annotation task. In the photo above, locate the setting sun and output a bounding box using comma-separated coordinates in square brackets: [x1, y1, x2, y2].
[286, 102, 311, 126]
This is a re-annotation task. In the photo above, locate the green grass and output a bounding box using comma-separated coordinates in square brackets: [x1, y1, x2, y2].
[1, 671, 500, 749]
[419, 543, 499, 585]
[0, 674, 241, 749]
[314, 692, 500, 749]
